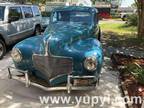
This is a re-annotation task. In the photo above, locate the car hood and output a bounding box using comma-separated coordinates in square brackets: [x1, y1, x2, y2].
[14, 22, 100, 60]
[45, 22, 97, 56]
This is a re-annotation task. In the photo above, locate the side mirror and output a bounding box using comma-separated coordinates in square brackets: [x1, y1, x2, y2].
[8, 16, 19, 23]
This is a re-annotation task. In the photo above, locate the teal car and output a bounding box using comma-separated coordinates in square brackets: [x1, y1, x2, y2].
[8, 6, 103, 93]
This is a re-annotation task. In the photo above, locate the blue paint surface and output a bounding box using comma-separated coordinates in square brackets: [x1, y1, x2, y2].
[13, 6, 104, 86]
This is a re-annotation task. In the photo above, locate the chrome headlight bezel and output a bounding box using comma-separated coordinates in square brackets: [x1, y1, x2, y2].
[11, 48, 22, 62]
[84, 56, 97, 71]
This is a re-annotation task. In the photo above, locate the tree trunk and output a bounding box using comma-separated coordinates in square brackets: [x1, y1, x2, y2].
[138, 11, 144, 39]
[135, 0, 144, 39]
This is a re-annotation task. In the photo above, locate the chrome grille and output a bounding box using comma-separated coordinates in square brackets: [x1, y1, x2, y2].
[33, 54, 73, 79]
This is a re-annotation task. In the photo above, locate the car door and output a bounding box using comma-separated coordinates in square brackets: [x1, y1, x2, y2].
[6, 6, 24, 42]
[22, 6, 34, 35]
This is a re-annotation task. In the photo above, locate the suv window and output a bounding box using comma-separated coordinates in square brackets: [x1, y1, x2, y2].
[0, 6, 5, 21]
[32, 6, 40, 16]
[22, 7, 33, 18]
[8, 7, 23, 20]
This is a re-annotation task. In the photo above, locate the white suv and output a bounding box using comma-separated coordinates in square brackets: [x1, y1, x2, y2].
[0, 3, 42, 59]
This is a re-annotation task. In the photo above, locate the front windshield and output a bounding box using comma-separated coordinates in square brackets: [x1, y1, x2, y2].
[0, 6, 5, 21]
[52, 11, 92, 25]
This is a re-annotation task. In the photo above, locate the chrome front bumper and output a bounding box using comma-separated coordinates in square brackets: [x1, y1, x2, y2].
[8, 66, 99, 93]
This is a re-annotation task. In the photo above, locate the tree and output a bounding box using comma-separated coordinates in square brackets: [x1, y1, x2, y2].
[131, 2, 137, 8]
[134, 0, 144, 39]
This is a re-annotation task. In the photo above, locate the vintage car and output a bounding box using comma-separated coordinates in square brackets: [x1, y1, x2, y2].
[8, 6, 103, 93]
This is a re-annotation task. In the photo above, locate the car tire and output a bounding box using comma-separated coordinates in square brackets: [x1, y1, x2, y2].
[0, 40, 6, 60]
[34, 26, 41, 36]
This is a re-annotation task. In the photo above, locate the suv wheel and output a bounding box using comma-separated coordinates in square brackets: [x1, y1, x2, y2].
[0, 40, 6, 60]
[34, 26, 41, 36]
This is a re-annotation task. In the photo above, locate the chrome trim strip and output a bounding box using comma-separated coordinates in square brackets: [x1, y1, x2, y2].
[46, 34, 74, 74]
[8, 66, 98, 93]
[10, 75, 96, 91]
[7, 28, 33, 37]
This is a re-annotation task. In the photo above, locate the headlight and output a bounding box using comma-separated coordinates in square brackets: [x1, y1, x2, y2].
[11, 48, 22, 62]
[84, 56, 97, 71]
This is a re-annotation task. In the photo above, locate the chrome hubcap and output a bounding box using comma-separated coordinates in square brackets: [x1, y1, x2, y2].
[0, 43, 3, 57]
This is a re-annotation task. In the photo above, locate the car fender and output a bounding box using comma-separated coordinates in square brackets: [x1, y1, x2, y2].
[13, 35, 45, 70]
[32, 18, 42, 32]
[0, 30, 9, 45]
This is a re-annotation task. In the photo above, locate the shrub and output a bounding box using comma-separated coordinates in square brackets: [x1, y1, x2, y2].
[127, 14, 138, 26]
[127, 63, 144, 85]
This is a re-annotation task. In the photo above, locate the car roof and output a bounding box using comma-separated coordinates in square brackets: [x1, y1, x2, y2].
[53, 6, 98, 13]
[0, 2, 38, 7]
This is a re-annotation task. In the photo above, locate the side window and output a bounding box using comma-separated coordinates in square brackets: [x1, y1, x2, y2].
[22, 7, 33, 18]
[8, 7, 23, 21]
[52, 12, 63, 22]
[32, 6, 40, 16]
[52, 12, 57, 22]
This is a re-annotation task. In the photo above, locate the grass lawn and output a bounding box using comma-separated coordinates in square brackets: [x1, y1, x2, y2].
[100, 22, 137, 35]
[100, 20, 144, 50]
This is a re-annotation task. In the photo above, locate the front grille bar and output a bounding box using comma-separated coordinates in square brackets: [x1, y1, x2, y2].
[8, 66, 99, 93]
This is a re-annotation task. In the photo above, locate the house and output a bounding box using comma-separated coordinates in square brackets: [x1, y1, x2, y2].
[44, 0, 120, 19]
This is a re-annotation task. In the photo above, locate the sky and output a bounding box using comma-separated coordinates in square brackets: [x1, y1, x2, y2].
[121, 0, 135, 7]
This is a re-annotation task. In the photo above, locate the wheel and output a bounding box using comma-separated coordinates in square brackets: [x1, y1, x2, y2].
[98, 28, 101, 41]
[34, 26, 41, 36]
[0, 40, 6, 60]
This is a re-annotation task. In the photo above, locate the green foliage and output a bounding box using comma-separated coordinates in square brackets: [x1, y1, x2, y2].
[41, 11, 51, 17]
[127, 64, 144, 85]
[100, 22, 137, 34]
[111, 12, 120, 18]
[131, 3, 137, 8]
[127, 14, 138, 26]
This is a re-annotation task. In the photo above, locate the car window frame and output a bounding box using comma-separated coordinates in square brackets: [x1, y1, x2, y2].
[51, 10, 93, 25]
[32, 6, 41, 17]
[94, 12, 98, 24]
[0, 6, 6, 21]
[8, 6, 23, 22]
